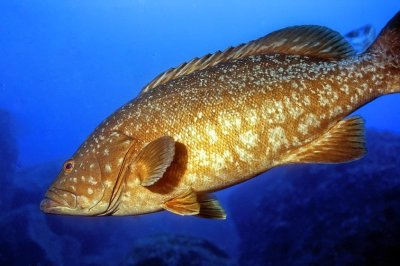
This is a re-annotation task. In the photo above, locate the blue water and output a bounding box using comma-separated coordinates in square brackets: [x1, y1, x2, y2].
[1, 1, 399, 265]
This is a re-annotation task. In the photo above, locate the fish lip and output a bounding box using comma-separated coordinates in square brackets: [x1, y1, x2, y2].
[40, 187, 77, 213]
[40, 198, 61, 213]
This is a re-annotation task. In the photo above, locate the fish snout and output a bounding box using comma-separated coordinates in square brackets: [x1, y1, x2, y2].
[40, 187, 77, 214]
[40, 198, 60, 213]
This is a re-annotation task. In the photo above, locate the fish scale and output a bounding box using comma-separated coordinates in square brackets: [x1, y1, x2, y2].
[41, 12, 400, 219]
[133, 57, 354, 186]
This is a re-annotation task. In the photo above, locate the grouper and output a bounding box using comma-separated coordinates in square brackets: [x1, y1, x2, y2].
[41, 12, 400, 219]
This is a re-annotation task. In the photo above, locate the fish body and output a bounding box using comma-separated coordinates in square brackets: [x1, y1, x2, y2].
[41, 12, 400, 218]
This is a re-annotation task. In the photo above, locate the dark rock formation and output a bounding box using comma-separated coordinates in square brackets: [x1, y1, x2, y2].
[0, 109, 18, 210]
[0, 206, 52, 266]
[230, 130, 400, 266]
[121, 234, 235, 266]
[345, 25, 376, 53]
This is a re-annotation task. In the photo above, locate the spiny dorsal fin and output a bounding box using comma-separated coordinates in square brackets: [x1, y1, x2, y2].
[140, 25, 355, 95]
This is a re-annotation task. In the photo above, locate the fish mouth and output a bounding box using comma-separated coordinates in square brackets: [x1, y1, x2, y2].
[40, 187, 77, 214]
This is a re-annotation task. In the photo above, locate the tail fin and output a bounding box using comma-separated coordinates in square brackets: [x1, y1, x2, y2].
[367, 11, 400, 56]
[366, 11, 400, 94]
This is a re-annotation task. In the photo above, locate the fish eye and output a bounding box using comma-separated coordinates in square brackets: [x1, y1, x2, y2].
[63, 159, 74, 173]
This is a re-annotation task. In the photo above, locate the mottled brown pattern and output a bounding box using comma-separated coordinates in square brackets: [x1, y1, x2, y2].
[41, 12, 400, 218]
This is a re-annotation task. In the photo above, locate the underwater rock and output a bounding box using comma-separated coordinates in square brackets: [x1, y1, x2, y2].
[230, 130, 400, 266]
[0, 109, 18, 175]
[121, 234, 235, 266]
[0, 240, 51, 266]
[345, 25, 376, 53]
[0, 206, 52, 266]
[11, 161, 60, 209]
[0, 109, 18, 210]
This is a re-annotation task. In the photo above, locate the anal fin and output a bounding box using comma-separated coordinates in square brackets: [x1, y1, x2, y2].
[196, 194, 227, 220]
[162, 190, 200, 216]
[286, 116, 366, 164]
[162, 191, 226, 219]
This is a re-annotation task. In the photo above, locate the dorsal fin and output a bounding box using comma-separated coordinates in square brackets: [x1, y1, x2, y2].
[140, 25, 355, 95]
[254, 25, 355, 59]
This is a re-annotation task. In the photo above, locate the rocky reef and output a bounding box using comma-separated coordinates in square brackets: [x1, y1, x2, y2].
[230, 130, 400, 266]
[121, 234, 234, 266]
[0, 109, 18, 210]
[1, 106, 400, 265]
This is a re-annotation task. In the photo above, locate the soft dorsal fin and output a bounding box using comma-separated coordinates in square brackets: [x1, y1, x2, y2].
[284, 116, 366, 164]
[254, 25, 355, 60]
[140, 25, 355, 95]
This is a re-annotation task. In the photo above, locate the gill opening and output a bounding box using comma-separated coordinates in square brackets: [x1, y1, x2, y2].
[88, 152, 106, 214]
[96, 134, 138, 216]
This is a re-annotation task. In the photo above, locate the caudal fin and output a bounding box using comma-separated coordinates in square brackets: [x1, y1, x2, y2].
[367, 11, 400, 57]
[366, 11, 400, 94]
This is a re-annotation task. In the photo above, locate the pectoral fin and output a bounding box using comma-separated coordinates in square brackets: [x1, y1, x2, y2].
[285, 116, 366, 163]
[133, 136, 176, 186]
[162, 191, 226, 219]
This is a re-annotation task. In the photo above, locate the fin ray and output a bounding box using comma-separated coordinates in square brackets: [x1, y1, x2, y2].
[196, 194, 226, 220]
[162, 191, 226, 219]
[133, 136, 176, 187]
[285, 116, 366, 164]
[162, 190, 200, 216]
[140, 26, 354, 95]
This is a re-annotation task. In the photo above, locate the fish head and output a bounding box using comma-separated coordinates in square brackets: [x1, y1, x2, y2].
[40, 130, 132, 216]
[40, 152, 105, 215]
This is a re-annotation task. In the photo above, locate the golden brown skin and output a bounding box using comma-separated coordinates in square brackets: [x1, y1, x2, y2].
[41, 12, 399, 218]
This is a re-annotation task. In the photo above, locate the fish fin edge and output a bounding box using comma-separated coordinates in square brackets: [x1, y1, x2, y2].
[257, 25, 355, 60]
[162, 190, 200, 216]
[285, 116, 366, 164]
[140, 25, 354, 95]
[133, 136, 176, 187]
[162, 191, 226, 219]
[196, 194, 227, 220]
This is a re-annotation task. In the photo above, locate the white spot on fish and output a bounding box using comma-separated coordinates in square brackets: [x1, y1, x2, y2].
[298, 114, 320, 135]
[198, 149, 209, 166]
[234, 146, 253, 161]
[186, 173, 197, 183]
[88, 188, 93, 195]
[239, 131, 258, 148]
[210, 153, 226, 171]
[78, 196, 90, 207]
[245, 109, 258, 126]
[206, 125, 218, 144]
[104, 163, 112, 173]
[88, 176, 97, 185]
[268, 127, 289, 152]
[329, 106, 343, 118]
[104, 180, 113, 188]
